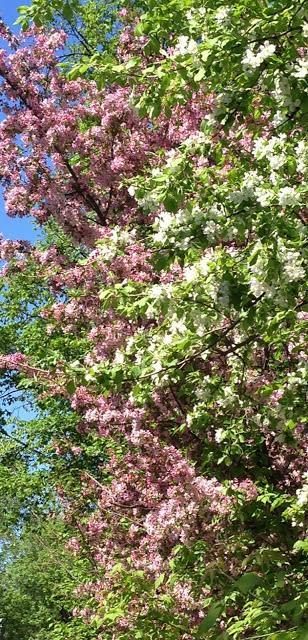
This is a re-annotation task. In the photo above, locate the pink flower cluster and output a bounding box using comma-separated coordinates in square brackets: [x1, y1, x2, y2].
[0, 22, 306, 637]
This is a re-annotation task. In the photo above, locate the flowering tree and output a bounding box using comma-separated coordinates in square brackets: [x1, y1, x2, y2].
[0, 1, 307, 639]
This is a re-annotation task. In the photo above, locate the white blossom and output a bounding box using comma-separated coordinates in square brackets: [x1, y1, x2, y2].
[174, 35, 198, 56]
[114, 350, 125, 365]
[292, 55, 308, 79]
[215, 7, 231, 26]
[243, 170, 263, 189]
[272, 73, 300, 110]
[152, 359, 163, 373]
[98, 244, 117, 261]
[199, 250, 214, 276]
[279, 245, 305, 281]
[249, 277, 271, 298]
[273, 74, 291, 104]
[193, 313, 208, 337]
[296, 140, 308, 174]
[255, 187, 273, 207]
[184, 265, 198, 282]
[242, 41, 276, 72]
[278, 186, 300, 207]
[183, 131, 207, 146]
[269, 154, 286, 171]
[253, 135, 286, 160]
[229, 171, 261, 204]
[296, 474, 308, 506]
[169, 317, 187, 336]
[203, 219, 218, 241]
[215, 428, 225, 443]
[159, 211, 175, 230]
[272, 110, 285, 127]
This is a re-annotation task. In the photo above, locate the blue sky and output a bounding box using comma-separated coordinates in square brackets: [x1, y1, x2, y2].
[1, 0, 30, 25]
[0, 1, 38, 423]
[0, 0, 38, 243]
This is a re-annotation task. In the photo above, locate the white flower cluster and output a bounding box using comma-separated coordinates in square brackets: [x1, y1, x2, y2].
[254, 135, 289, 180]
[174, 35, 198, 56]
[254, 187, 273, 208]
[164, 148, 186, 172]
[278, 186, 300, 208]
[296, 473, 308, 506]
[203, 204, 226, 242]
[127, 185, 136, 197]
[183, 264, 199, 283]
[153, 204, 214, 246]
[128, 184, 158, 212]
[146, 314, 190, 351]
[181, 250, 222, 302]
[249, 244, 273, 298]
[193, 310, 210, 337]
[186, 7, 206, 21]
[279, 243, 305, 282]
[182, 131, 207, 147]
[168, 314, 188, 337]
[183, 249, 216, 283]
[253, 135, 306, 185]
[242, 41, 276, 72]
[215, 428, 225, 443]
[249, 238, 305, 296]
[199, 249, 215, 276]
[153, 209, 184, 244]
[229, 170, 262, 204]
[249, 278, 271, 299]
[113, 349, 125, 365]
[253, 134, 286, 160]
[97, 226, 137, 262]
[229, 160, 302, 210]
[110, 225, 136, 245]
[145, 282, 175, 319]
[292, 55, 308, 79]
[272, 73, 300, 112]
[296, 140, 308, 174]
[285, 362, 307, 390]
[97, 243, 117, 261]
[272, 74, 291, 105]
[217, 385, 240, 408]
[215, 7, 231, 26]
[150, 283, 173, 300]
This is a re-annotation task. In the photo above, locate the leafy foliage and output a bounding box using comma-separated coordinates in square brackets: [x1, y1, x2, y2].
[0, 0, 307, 639]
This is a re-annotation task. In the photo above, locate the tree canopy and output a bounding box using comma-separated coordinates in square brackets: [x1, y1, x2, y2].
[0, 1, 307, 639]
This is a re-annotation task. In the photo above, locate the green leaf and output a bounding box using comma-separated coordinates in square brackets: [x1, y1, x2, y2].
[298, 623, 308, 639]
[201, 50, 211, 63]
[17, 4, 30, 13]
[125, 57, 141, 69]
[234, 572, 262, 594]
[63, 2, 74, 21]
[293, 539, 308, 554]
[163, 193, 179, 212]
[103, 608, 125, 622]
[149, 100, 162, 118]
[66, 380, 76, 394]
[194, 67, 206, 82]
[154, 573, 165, 589]
[135, 21, 148, 36]
[196, 603, 224, 637]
